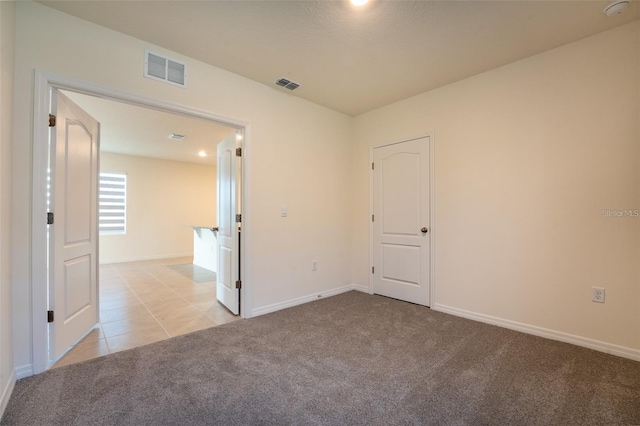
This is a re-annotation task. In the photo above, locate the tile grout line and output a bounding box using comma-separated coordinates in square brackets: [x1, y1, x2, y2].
[111, 266, 173, 340]
[114, 260, 222, 334]
[99, 323, 112, 355]
[142, 263, 222, 325]
[55, 260, 219, 367]
[98, 258, 228, 354]
[97, 266, 115, 356]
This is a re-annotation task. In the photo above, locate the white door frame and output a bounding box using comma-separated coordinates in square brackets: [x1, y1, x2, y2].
[368, 134, 436, 306]
[31, 70, 252, 375]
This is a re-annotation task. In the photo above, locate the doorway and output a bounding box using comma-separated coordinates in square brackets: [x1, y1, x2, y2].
[52, 90, 241, 367]
[31, 71, 249, 374]
[370, 136, 434, 306]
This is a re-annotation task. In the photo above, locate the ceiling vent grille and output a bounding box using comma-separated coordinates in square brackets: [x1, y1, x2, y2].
[144, 49, 187, 88]
[275, 77, 301, 91]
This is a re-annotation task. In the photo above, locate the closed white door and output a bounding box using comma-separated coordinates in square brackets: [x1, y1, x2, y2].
[216, 133, 240, 315]
[372, 137, 430, 306]
[50, 91, 100, 361]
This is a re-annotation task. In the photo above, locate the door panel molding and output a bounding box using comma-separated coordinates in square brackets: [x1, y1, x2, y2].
[369, 133, 435, 306]
[216, 133, 240, 315]
[50, 91, 99, 361]
[31, 70, 251, 375]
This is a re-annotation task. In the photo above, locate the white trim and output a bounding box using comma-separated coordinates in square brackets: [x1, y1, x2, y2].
[368, 149, 374, 295]
[14, 365, 32, 380]
[251, 285, 360, 317]
[351, 284, 370, 293]
[0, 369, 16, 418]
[429, 132, 436, 307]
[32, 71, 51, 376]
[369, 133, 435, 306]
[31, 70, 251, 375]
[433, 303, 640, 362]
[99, 252, 194, 265]
[240, 124, 252, 319]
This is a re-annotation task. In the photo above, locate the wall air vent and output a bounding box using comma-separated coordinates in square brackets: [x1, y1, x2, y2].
[275, 77, 301, 91]
[144, 49, 187, 88]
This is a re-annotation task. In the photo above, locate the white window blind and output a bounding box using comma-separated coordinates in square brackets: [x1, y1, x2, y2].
[99, 172, 126, 235]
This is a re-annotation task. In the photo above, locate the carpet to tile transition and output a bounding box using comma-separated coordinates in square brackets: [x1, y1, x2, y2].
[2, 291, 639, 425]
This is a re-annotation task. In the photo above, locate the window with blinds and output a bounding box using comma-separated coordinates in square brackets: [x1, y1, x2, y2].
[99, 172, 127, 235]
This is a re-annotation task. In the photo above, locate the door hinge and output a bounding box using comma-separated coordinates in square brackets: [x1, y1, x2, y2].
[47, 212, 54, 225]
[372, 162, 374, 170]
[235, 147, 242, 157]
[372, 214, 374, 222]
[372, 266, 375, 274]
[235, 280, 242, 289]
[47, 310, 54, 323]
[49, 114, 56, 127]
[236, 214, 242, 223]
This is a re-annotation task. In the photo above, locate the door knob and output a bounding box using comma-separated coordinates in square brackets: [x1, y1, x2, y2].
[421, 227, 428, 233]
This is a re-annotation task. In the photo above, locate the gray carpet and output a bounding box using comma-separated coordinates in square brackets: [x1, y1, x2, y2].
[2, 291, 639, 425]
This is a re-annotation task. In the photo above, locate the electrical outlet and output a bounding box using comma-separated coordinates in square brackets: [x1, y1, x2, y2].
[312, 261, 317, 271]
[592, 287, 605, 303]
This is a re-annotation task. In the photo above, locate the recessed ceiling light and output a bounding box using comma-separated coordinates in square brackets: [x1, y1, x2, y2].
[350, 0, 369, 6]
[198, 150, 207, 157]
[235, 132, 243, 142]
[168, 133, 185, 141]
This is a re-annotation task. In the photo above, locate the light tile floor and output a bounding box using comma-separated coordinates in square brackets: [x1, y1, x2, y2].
[53, 257, 239, 368]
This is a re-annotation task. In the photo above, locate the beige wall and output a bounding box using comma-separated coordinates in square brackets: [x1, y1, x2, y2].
[12, 1, 353, 371]
[353, 21, 640, 353]
[8, 0, 639, 380]
[99, 152, 217, 264]
[0, 0, 15, 413]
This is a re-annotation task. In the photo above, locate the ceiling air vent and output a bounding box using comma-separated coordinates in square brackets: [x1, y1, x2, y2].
[275, 77, 301, 91]
[144, 49, 187, 88]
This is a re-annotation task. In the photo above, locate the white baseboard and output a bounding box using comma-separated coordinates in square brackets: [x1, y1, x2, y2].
[252, 284, 361, 317]
[0, 369, 16, 418]
[14, 364, 33, 380]
[433, 303, 640, 362]
[351, 284, 370, 293]
[99, 252, 193, 265]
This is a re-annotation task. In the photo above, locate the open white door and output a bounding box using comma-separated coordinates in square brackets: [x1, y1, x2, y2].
[372, 137, 430, 306]
[216, 133, 240, 315]
[49, 91, 100, 362]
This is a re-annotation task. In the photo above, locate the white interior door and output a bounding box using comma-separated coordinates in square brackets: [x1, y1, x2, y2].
[372, 137, 430, 306]
[50, 91, 100, 361]
[216, 133, 240, 315]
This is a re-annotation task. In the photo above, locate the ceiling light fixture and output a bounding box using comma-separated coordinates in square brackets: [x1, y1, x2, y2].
[198, 150, 207, 157]
[350, 0, 369, 6]
[603, 0, 630, 16]
[235, 132, 243, 142]
[168, 133, 185, 141]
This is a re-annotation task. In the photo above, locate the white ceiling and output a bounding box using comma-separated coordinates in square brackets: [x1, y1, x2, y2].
[63, 91, 236, 166]
[38, 0, 639, 116]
